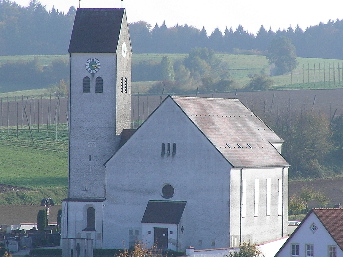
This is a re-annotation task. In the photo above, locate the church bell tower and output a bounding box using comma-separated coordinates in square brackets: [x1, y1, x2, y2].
[68, 8, 131, 199]
[62, 8, 132, 252]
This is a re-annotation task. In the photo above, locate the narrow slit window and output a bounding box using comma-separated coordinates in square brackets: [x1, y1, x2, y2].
[161, 143, 165, 157]
[172, 143, 176, 156]
[124, 77, 128, 93]
[167, 143, 171, 156]
[266, 178, 271, 216]
[254, 179, 259, 217]
[95, 77, 103, 93]
[83, 76, 90, 93]
[120, 77, 124, 93]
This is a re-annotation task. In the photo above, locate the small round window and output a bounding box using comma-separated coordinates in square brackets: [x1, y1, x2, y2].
[162, 184, 174, 199]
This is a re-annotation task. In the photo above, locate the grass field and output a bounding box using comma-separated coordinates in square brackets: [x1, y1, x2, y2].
[0, 125, 68, 205]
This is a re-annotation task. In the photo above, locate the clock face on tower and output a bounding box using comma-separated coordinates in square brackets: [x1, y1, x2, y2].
[85, 58, 101, 74]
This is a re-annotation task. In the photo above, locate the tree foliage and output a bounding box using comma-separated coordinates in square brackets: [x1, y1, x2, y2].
[37, 209, 47, 231]
[267, 36, 298, 75]
[227, 242, 264, 257]
[3, 0, 343, 59]
[246, 74, 274, 91]
[281, 112, 333, 178]
[148, 47, 233, 94]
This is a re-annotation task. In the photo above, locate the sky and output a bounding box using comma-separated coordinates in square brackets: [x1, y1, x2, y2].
[13, 0, 343, 35]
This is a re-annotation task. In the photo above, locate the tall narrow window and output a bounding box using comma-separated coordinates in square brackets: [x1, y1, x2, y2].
[161, 143, 165, 157]
[167, 143, 171, 156]
[278, 179, 283, 216]
[254, 179, 259, 216]
[83, 76, 90, 93]
[266, 178, 271, 216]
[172, 143, 176, 156]
[86, 207, 95, 230]
[124, 77, 128, 93]
[120, 77, 124, 93]
[241, 179, 246, 218]
[95, 77, 103, 93]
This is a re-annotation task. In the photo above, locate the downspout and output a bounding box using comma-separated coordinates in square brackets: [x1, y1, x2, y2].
[239, 168, 243, 245]
[66, 53, 72, 238]
[281, 167, 285, 237]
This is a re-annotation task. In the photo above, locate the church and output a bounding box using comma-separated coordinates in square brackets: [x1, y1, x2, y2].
[61, 8, 289, 256]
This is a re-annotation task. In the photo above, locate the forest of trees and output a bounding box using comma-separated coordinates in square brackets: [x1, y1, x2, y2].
[1, 0, 343, 59]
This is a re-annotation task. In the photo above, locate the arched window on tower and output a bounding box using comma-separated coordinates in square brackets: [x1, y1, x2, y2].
[83, 77, 90, 93]
[95, 77, 103, 93]
[85, 207, 95, 230]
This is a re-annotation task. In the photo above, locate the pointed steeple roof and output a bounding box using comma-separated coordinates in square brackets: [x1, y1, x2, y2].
[69, 8, 126, 53]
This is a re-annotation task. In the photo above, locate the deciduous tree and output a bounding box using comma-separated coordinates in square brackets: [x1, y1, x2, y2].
[267, 36, 298, 75]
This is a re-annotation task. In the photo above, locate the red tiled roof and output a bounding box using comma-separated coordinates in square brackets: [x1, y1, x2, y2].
[172, 96, 288, 168]
[313, 208, 343, 250]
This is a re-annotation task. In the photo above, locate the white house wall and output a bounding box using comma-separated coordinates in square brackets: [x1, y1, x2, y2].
[104, 97, 232, 250]
[276, 212, 343, 257]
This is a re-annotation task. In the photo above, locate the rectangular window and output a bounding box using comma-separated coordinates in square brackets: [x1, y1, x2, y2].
[306, 244, 314, 257]
[161, 143, 165, 157]
[241, 179, 246, 218]
[291, 244, 299, 257]
[329, 245, 337, 257]
[172, 143, 176, 156]
[254, 179, 259, 216]
[266, 178, 271, 216]
[120, 77, 124, 93]
[167, 143, 171, 156]
[278, 179, 283, 216]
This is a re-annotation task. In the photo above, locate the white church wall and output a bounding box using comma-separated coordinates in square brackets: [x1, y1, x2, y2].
[104, 97, 232, 250]
[141, 223, 178, 251]
[115, 12, 132, 135]
[69, 52, 118, 199]
[61, 201, 104, 249]
[229, 167, 288, 246]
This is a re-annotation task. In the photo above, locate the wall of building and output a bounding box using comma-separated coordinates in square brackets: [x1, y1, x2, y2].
[103, 97, 232, 250]
[276, 213, 343, 257]
[61, 201, 104, 249]
[229, 167, 288, 246]
[69, 52, 118, 199]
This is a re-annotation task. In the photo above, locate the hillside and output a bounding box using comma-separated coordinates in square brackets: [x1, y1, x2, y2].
[1, 54, 343, 93]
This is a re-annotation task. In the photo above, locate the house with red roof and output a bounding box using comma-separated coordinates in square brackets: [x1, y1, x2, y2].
[275, 208, 343, 257]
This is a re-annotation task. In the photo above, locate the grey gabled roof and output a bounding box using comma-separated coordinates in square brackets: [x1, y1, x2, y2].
[69, 8, 125, 53]
[172, 96, 289, 168]
[141, 201, 186, 224]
